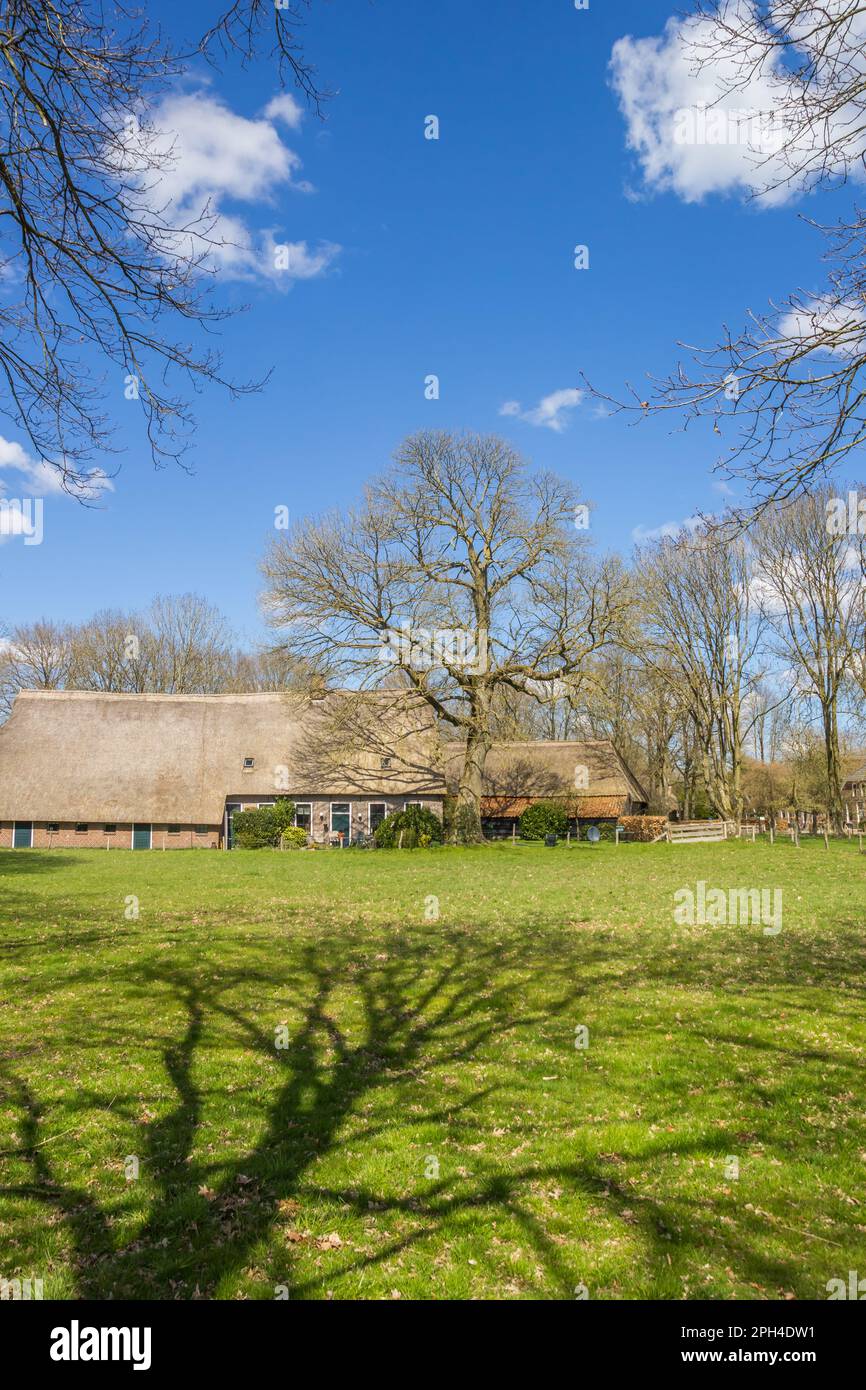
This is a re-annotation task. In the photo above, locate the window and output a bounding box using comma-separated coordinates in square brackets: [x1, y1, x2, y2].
[243, 757, 255, 769]
[195, 826, 209, 836]
[75, 823, 89, 833]
[258, 802, 274, 810]
[104, 824, 116, 834]
[47, 823, 59, 833]
[404, 801, 421, 810]
[167, 825, 180, 835]
[380, 756, 392, 769]
[294, 803, 311, 832]
[369, 802, 387, 832]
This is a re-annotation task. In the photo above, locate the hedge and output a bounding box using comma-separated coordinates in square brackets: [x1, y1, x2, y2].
[233, 799, 296, 849]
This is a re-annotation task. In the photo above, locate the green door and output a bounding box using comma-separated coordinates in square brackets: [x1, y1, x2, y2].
[226, 804, 241, 849]
[132, 824, 151, 850]
[13, 822, 33, 848]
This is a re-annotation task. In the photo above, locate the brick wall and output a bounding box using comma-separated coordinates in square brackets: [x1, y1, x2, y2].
[1, 797, 443, 850]
[0, 822, 220, 850]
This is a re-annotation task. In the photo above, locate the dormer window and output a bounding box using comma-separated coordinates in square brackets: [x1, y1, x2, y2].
[243, 757, 255, 770]
[380, 756, 392, 769]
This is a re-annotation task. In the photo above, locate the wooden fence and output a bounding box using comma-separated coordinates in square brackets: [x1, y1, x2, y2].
[666, 820, 728, 844]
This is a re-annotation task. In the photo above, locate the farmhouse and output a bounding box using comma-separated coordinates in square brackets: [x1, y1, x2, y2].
[0, 689, 444, 849]
[843, 762, 866, 827]
[441, 739, 649, 839]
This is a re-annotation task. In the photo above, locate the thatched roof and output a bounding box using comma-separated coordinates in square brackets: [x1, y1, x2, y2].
[0, 689, 443, 823]
[442, 739, 648, 807]
[843, 762, 866, 790]
[480, 794, 628, 819]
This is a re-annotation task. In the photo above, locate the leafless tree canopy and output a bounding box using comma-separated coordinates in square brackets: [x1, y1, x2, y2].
[0, 0, 325, 489]
[591, 2, 866, 513]
[261, 430, 634, 838]
[0, 592, 308, 714]
[752, 482, 865, 825]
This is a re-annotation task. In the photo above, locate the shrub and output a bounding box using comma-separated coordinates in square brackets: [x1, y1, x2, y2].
[519, 801, 568, 841]
[374, 804, 444, 849]
[272, 799, 296, 836]
[280, 826, 308, 850]
[618, 814, 667, 843]
[233, 808, 275, 849]
[233, 799, 296, 849]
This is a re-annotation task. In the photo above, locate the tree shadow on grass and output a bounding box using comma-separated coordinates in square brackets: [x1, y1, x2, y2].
[1, 929, 592, 1297]
[3, 919, 865, 1299]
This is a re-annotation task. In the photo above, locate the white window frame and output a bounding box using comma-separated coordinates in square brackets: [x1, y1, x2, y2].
[368, 801, 387, 832]
[330, 802, 352, 838]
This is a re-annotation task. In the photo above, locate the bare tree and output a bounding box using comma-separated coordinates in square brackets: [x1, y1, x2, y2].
[637, 526, 765, 823]
[144, 594, 235, 694]
[261, 431, 633, 840]
[0, 617, 70, 713]
[68, 609, 152, 691]
[0, 1, 327, 487]
[752, 485, 865, 828]
[593, 2, 866, 512]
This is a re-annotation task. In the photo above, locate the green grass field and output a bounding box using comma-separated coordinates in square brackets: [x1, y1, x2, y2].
[1, 839, 864, 1301]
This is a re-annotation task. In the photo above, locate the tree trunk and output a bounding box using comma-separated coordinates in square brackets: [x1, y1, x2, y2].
[451, 712, 491, 844]
[822, 702, 844, 832]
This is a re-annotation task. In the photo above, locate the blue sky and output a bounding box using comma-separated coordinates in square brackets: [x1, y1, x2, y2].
[1, 0, 845, 644]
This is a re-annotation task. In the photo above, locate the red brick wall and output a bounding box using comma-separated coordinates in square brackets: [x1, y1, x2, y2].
[0, 822, 220, 850]
[0, 798, 444, 850]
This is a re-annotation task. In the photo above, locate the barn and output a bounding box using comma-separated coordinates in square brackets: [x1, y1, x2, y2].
[0, 688, 444, 849]
[441, 739, 649, 839]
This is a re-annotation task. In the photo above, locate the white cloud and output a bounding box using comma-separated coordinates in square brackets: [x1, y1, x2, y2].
[0, 499, 28, 539]
[777, 295, 866, 357]
[126, 91, 338, 284]
[499, 388, 583, 433]
[632, 514, 704, 543]
[712, 478, 735, 497]
[263, 93, 306, 130]
[0, 434, 112, 507]
[609, 1, 864, 205]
